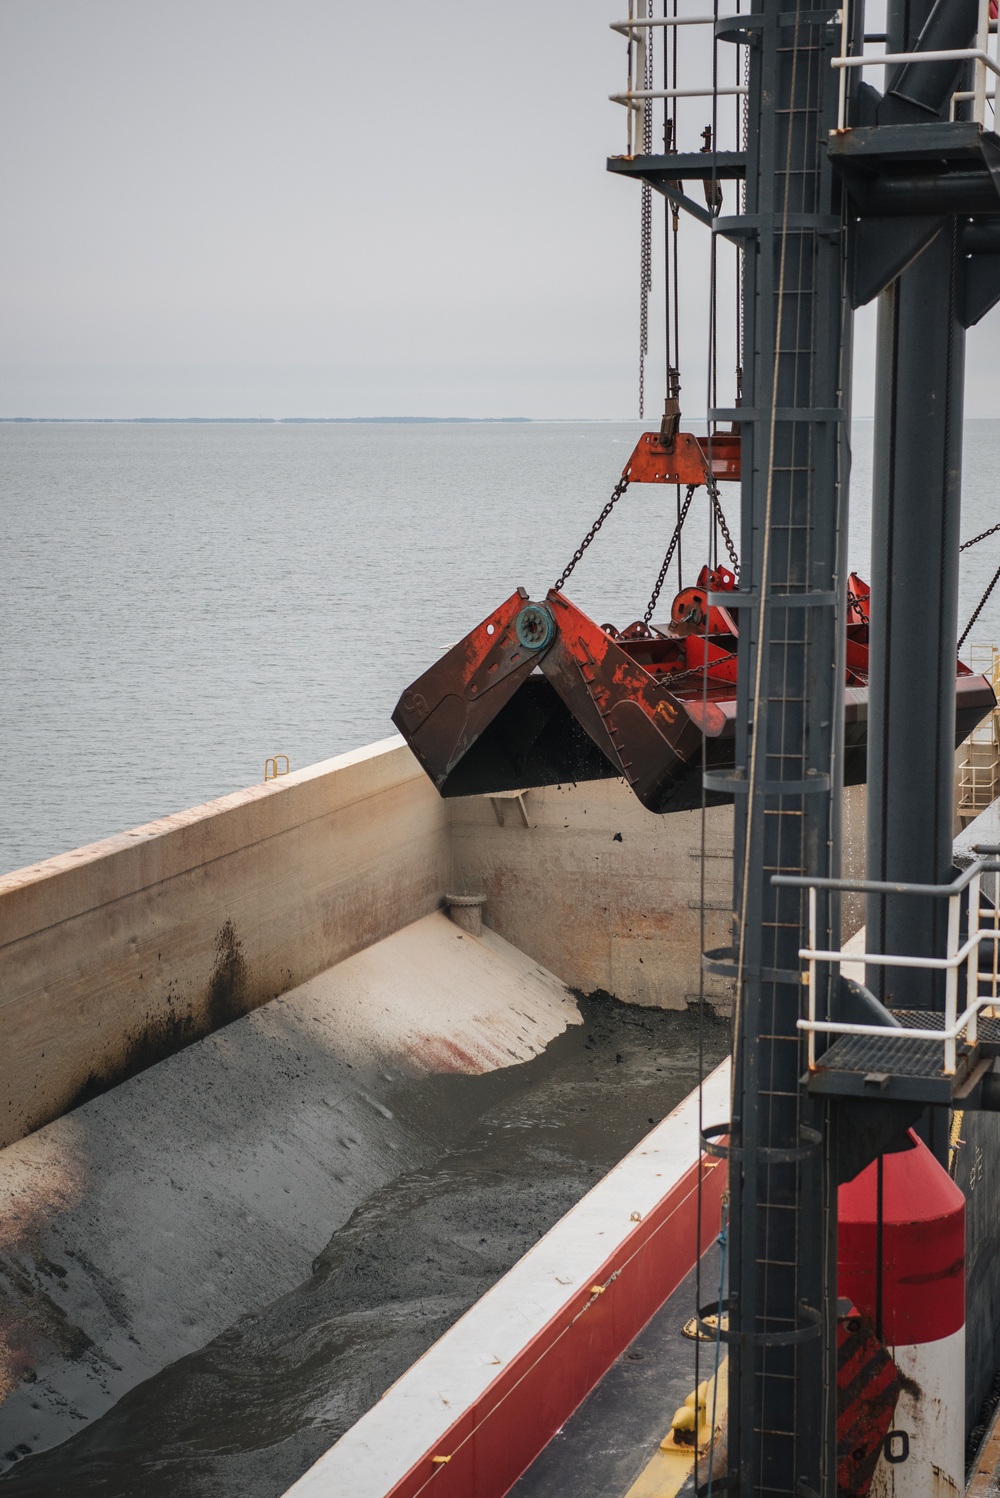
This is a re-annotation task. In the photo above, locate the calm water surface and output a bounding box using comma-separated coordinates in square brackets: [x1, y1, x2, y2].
[3, 419, 1000, 874]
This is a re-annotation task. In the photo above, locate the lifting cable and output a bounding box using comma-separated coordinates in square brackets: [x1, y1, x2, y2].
[709, 479, 741, 575]
[663, 0, 685, 591]
[962, 519, 1000, 551]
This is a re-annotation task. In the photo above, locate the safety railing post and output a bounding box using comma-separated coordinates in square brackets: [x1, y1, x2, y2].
[838, 4, 850, 129]
[945, 892, 961, 1073]
[993, 876, 1000, 1012]
[976, 0, 990, 123]
[627, 0, 639, 155]
[808, 885, 818, 1069]
[969, 871, 981, 1046]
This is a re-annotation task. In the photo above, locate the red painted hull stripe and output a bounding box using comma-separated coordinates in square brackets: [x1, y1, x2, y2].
[385, 1154, 727, 1498]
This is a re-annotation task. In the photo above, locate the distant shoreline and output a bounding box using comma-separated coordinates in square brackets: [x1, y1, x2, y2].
[0, 415, 537, 425]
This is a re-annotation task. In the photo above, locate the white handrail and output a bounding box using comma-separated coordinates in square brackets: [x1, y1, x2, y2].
[611, 15, 716, 33]
[801, 926, 1000, 973]
[798, 997, 995, 1043]
[611, 86, 747, 106]
[833, 0, 1000, 132]
[797, 870, 1000, 1074]
[832, 46, 1000, 75]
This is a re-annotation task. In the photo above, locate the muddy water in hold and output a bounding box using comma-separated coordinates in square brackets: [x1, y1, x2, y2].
[0, 995, 729, 1498]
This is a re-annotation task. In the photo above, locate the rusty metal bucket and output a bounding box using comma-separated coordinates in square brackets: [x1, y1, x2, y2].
[392, 589, 735, 813]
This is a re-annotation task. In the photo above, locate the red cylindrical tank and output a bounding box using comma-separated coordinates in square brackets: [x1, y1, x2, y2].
[838, 1130, 965, 1494]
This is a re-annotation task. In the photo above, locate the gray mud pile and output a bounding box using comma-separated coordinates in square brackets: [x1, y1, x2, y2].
[1, 994, 728, 1498]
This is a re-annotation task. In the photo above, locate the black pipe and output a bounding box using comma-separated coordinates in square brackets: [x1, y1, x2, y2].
[863, 172, 1000, 216]
[963, 217, 1000, 254]
[886, 0, 980, 119]
[866, 221, 964, 1027]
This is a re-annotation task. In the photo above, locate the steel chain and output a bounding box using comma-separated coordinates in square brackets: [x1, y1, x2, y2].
[961, 520, 1000, 552]
[706, 475, 740, 577]
[847, 589, 869, 627]
[553, 477, 631, 593]
[667, 649, 738, 683]
[638, 24, 654, 419]
[644, 484, 697, 623]
[959, 559, 1000, 651]
[955, 522, 1000, 648]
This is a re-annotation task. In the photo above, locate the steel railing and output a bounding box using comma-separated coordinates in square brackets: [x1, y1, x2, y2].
[833, 0, 1000, 129]
[609, 6, 746, 154]
[773, 857, 1000, 1075]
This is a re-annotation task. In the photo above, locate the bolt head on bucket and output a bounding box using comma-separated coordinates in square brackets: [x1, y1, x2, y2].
[515, 603, 555, 651]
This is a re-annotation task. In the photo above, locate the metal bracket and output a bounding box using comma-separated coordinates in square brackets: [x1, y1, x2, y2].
[487, 791, 530, 828]
[849, 215, 944, 307]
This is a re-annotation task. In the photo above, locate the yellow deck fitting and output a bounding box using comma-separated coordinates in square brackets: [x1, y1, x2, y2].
[623, 1360, 728, 1498]
[681, 1311, 728, 1341]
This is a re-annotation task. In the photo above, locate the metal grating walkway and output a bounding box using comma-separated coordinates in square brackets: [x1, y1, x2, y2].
[804, 1007, 1000, 1102]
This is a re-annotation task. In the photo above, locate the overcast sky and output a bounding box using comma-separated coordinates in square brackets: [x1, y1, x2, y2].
[0, 2, 995, 419]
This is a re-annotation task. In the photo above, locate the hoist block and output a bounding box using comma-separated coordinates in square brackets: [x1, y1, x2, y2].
[670, 564, 739, 636]
[623, 430, 741, 485]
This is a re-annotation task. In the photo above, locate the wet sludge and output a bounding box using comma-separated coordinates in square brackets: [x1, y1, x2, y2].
[0, 994, 729, 1498]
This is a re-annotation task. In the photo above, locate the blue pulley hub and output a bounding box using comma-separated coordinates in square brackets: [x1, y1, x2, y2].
[515, 603, 555, 651]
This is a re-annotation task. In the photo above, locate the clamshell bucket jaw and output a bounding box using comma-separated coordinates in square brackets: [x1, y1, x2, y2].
[540, 590, 709, 813]
[393, 589, 544, 789]
[392, 587, 726, 814]
[391, 590, 621, 799]
[392, 571, 996, 816]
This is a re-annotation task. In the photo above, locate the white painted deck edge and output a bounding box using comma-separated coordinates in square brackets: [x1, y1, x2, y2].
[284, 1056, 732, 1498]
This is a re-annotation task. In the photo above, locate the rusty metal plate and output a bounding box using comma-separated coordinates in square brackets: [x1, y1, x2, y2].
[540, 590, 706, 814]
[622, 430, 741, 485]
[392, 589, 540, 788]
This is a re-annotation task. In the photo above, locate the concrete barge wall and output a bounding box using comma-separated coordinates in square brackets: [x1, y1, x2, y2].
[0, 739, 450, 1149]
[0, 735, 862, 1150]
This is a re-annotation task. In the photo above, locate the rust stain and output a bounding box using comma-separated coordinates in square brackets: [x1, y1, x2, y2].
[405, 1034, 494, 1075]
[0, 1135, 90, 1411]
